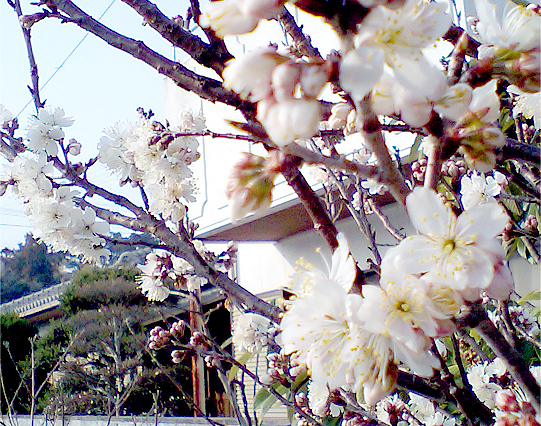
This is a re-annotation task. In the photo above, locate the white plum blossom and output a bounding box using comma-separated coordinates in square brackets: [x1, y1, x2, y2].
[508, 85, 541, 128]
[202, 0, 284, 37]
[137, 250, 173, 302]
[307, 381, 343, 417]
[281, 234, 399, 405]
[460, 171, 505, 209]
[474, 0, 541, 58]
[0, 105, 13, 126]
[434, 83, 473, 121]
[222, 48, 328, 146]
[473, 0, 540, 92]
[339, 0, 452, 102]
[467, 358, 508, 409]
[98, 112, 201, 223]
[26, 107, 74, 156]
[361, 178, 387, 195]
[381, 187, 511, 301]
[137, 244, 210, 301]
[232, 312, 271, 353]
[359, 278, 445, 355]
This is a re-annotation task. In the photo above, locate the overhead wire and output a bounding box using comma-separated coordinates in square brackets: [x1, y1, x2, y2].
[16, 0, 117, 118]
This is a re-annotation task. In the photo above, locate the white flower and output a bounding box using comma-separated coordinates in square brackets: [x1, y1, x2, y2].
[327, 102, 354, 130]
[202, 0, 284, 37]
[280, 234, 398, 405]
[233, 312, 271, 354]
[508, 85, 541, 128]
[361, 178, 387, 195]
[381, 187, 509, 300]
[0, 105, 13, 125]
[460, 172, 502, 209]
[434, 83, 473, 121]
[222, 48, 280, 102]
[256, 98, 321, 147]
[26, 107, 74, 156]
[408, 392, 436, 420]
[137, 275, 170, 302]
[358, 280, 442, 377]
[339, 0, 451, 101]
[474, 0, 540, 57]
[467, 359, 507, 408]
[307, 381, 343, 417]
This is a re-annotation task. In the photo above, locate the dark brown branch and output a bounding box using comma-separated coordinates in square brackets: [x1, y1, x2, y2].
[277, 7, 322, 60]
[356, 96, 411, 206]
[281, 159, 339, 250]
[500, 138, 541, 167]
[456, 302, 541, 409]
[13, 0, 44, 111]
[120, 0, 232, 74]
[43, 0, 254, 114]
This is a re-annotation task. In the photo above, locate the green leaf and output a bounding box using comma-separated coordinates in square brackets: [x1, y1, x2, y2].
[227, 351, 253, 382]
[516, 238, 528, 260]
[322, 416, 342, 426]
[220, 336, 232, 349]
[517, 290, 541, 305]
[501, 197, 522, 219]
[500, 113, 515, 133]
[254, 383, 290, 421]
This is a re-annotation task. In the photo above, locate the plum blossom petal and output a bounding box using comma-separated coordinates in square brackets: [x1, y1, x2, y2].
[339, 47, 385, 101]
[383, 187, 509, 297]
[232, 313, 271, 353]
[257, 98, 321, 146]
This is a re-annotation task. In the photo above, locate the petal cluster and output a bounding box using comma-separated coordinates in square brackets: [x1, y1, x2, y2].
[280, 233, 443, 406]
[99, 111, 202, 223]
[381, 187, 511, 302]
[340, 0, 451, 103]
[222, 47, 328, 146]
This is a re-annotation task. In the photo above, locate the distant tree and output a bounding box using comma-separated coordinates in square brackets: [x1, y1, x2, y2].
[0, 314, 37, 415]
[42, 266, 192, 417]
[0, 234, 62, 302]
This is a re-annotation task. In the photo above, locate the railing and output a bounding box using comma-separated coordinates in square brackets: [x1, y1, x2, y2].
[0, 282, 70, 318]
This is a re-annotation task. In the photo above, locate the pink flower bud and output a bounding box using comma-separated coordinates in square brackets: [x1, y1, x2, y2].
[496, 389, 520, 412]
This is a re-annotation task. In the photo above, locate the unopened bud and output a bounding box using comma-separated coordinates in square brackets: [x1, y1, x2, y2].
[67, 139, 82, 155]
[496, 389, 520, 412]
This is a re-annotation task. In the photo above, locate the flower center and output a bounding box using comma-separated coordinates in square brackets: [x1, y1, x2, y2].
[442, 238, 456, 254]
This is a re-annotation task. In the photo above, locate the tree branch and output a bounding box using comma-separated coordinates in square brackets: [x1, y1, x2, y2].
[42, 0, 254, 113]
[277, 7, 322, 60]
[281, 158, 340, 250]
[355, 96, 411, 206]
[119, 0, 232, 74]
[13, 0, 44, 111]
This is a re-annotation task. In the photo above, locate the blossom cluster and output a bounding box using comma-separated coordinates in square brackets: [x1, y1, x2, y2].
[222, 47, 329, 146]
[206, 0, 540, 180]
[1, 106, 110, 260]
[137, 244, 208, 302]
[98, 110, 203, 223]
[277, 186, 512, 407]
[232, 312, 273, 353]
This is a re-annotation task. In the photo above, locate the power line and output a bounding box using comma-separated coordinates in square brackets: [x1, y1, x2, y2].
[16, 0, 117, 118]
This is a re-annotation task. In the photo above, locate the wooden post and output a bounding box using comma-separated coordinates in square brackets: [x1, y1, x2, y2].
[189, 286, 206, 416]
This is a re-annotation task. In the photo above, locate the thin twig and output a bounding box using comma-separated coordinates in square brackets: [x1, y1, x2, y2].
[13, 0, 44, 111]
[355, 96, 411, 206]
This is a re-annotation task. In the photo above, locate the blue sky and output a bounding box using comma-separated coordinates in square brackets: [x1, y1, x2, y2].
[0, 0, 196, 249]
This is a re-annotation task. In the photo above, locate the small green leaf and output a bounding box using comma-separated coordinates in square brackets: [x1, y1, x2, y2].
[517, 290, 541, 305]
[227, 351, 253, 382]
[220, 336, 232, 349]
